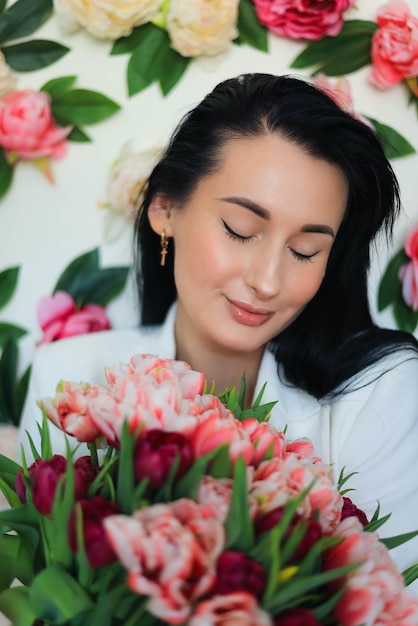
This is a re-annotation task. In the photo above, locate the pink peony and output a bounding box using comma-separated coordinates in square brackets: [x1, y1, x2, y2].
[0, 89, 71, 160]
[104, 499, 225, 624]
[399, 227, 418, 311]
[252, 0, 356, 41]
[189, 592, 272, 626]
[37, 291, 111, 344]
[370, 0, 418, 88]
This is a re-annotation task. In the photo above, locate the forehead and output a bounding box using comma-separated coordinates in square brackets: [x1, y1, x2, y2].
[200, 134, 348, 228]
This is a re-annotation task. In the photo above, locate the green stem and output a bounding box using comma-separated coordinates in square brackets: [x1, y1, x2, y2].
[87, 442, 99, 466]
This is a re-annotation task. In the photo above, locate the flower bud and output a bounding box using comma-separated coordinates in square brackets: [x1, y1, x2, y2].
[212, 550, 266, 600]
[274, 608, 322, 625]
[133, 429, 193, 489]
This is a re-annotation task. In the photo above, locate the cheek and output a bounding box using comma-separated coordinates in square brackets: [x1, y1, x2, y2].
[291, 267, 326, 305]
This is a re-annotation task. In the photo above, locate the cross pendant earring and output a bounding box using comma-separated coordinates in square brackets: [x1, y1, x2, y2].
[160, 230, 169, 266]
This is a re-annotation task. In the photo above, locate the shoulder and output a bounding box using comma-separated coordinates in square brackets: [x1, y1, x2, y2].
[30, 325, 166, 390]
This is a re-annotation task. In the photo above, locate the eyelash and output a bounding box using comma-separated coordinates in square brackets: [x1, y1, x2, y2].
[222, 219, 317, 262]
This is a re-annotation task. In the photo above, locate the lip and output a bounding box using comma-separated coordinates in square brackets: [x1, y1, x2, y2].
[226, 299, 273, 327]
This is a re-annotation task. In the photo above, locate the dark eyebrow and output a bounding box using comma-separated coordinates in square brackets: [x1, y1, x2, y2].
[218, 196, 336, 238]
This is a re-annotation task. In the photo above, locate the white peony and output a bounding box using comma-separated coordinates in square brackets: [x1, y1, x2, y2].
[53, 0, 163, 40]
[166, 0, 240, 57]
[104, 141, 164, 219]
[0, 52, 16, 98]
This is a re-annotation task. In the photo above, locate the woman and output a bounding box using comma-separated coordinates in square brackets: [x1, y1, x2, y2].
[19, 74, 418, 580]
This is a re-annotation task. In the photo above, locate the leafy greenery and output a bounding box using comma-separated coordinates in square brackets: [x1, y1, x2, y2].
[290, 20, 377, 76]
[377, 247, 418, 333]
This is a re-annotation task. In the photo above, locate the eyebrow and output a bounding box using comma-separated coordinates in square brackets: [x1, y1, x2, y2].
[218, 196, 336, 238]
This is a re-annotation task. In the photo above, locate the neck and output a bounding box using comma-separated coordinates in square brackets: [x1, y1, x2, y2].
[175, 332, 265, 409]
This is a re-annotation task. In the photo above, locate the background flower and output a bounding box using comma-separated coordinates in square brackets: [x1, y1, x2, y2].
[166, 0, 240, 57]
[370, 0, 418, 88]
[53, 0, 163, 39]
[0, 89, 71, 162]
[399, 227, 418, 311]
[252, 0, 356, 41]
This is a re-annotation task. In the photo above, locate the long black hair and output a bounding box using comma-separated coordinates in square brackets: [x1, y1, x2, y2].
[133, 73, 418, 398]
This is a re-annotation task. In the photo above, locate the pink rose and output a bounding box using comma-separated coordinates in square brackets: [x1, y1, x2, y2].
[0, 89, 71, 160]
[37, 291, 111, 344]
[133, 428, 194, 488]
[253, 0, 356, 41]
[68, 495, 119, 567]
[370, 0, 418, 88]
[189, 592, 272, 626]
[398, 228, 418, 310]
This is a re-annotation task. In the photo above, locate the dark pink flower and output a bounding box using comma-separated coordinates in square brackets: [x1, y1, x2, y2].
[274, 608, 322, 625]
[341, 496, 369, 526]
[370, 0, 418, 89]
[68, 495, 119, 567]
[255, 506, 323, 561]
[16, 454, 100, 515]
[212, 551, 266, 600]
[253, 0, 356, 41]
[133, 428, 194, 488]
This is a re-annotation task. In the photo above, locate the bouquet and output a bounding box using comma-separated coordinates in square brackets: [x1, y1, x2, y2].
[1, 353, 418, 626]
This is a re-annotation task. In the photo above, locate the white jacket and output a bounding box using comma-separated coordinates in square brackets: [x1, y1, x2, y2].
[18, 304, 418, 587]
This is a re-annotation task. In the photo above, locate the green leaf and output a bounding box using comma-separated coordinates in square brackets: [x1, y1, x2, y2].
[0, 0, 52, 45]
[67, 126, 91, 142]
[224, 457, 254, 551]
[393, 297, 418, 333]
[16, 364, 31, 422]
[366, 117, 416, 160]
[0, 586, 38, 626]
[381, 529, 418, 550]
[71, 266, 130, 308]
[290, 20, 377, 76]
[364, 512, 391, 533]
[126, 25, 169, 97]
[0, 266, 19, 310]
[0, 534, 19, 590]
[236, 0, 268, 52]
[2, 40, 70, 72]
[0, 147, 14, 200]
[29, 565, 94, 623]
[0, 0, 7, 14]
[0, 452, 21, 493]
[117, 421, 136, 514]
[0, 322, 27, 349]
[403, 562, 418, 587]
[51, 90, 121, 126]
[159, 47, 190, 96]
[377, 248, 408, 311]
[53, 248, 99, 295]
[0, 338, 19, 424]
[41, 75, 77, 97]
[110, 25, 152, 56]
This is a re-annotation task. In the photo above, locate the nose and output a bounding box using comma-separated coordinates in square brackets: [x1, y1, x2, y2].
[244, 246, 282, 300]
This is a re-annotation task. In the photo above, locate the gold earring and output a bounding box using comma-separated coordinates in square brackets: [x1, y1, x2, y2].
[160, 229, 169, 266]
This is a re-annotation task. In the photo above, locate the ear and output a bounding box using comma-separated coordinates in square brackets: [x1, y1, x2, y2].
[148, 193, 175, 237]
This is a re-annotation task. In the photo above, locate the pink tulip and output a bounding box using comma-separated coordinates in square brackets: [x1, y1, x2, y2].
[0, 89, 71, 160]
[252, 0, 356, 41]
[370, 0, 418, 88]
[192, 411, 254, 469]
[399, 258, 418, 311]
[241, 418, 286, 466]
[189, 592, 272, 626]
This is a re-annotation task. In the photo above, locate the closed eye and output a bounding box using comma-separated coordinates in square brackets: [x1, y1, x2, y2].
[290, 248, 319, 262]
[222, 219, 254, 243]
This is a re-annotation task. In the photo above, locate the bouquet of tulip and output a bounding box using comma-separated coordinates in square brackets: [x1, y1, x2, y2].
[1, 354, 418, 626]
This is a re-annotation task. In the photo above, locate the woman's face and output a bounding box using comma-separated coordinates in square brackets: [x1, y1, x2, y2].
[151, 134, 348, 359]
